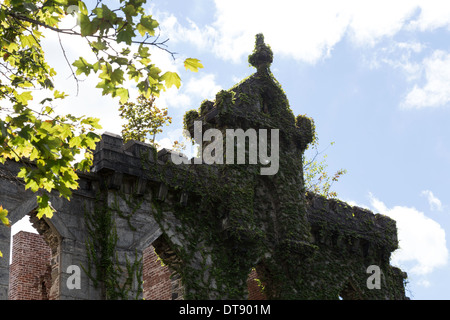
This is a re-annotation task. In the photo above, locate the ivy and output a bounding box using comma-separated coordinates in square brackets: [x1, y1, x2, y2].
[82, 193, 143, 300]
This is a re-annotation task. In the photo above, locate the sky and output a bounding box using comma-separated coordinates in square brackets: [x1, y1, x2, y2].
[10, 0, 450, 299]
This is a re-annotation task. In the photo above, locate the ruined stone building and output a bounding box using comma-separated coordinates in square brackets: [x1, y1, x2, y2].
[8, 230, 265, 300]
[0, 35, 408, 300]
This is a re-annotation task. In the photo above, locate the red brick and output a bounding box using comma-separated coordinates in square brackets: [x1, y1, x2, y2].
[9, 231, 52, 300]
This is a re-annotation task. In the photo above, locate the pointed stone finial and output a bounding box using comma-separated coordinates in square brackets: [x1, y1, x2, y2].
[248, 33, 273, 73]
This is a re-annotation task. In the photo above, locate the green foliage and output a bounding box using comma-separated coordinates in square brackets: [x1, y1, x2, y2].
[0, 205, 9, 257]
[160, 71, 181, 89]
[184, 58, 204, 73]
[303, 137, 347, 199]
[83, 193, 142, 300]
[0, 0, 201, 235]
[0, 206, 9, 227]
[248, 33, 273, 72]
[119, 94, 172, 146]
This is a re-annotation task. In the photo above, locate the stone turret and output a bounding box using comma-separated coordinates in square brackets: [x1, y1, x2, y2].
[184, 33, 314, 155]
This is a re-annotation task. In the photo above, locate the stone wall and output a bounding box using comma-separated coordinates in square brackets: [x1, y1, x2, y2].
[294, 192, 408, 299]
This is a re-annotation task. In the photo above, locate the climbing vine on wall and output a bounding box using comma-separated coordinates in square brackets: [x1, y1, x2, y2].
[82, 192, 142, 300]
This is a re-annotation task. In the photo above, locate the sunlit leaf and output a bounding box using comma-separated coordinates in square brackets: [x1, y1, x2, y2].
[116, 88, 129, 104]
[0, 205, 10, 227]
[15, 91, 33, 105]
[160, 71, 181, 89]
[184, 58, 204, 72]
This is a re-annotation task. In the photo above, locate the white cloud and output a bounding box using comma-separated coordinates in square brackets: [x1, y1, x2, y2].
[421, 190, 443, 211]
[156, 73, 222, 112]
[417, 279, 431, 288]
[402, 50, 450, 109]
[157, 87, 192, 110]
[367, 40, 424, 81]
[369, 193, 448, 275]
[185, 74, 222, 101]
[406, 0, 450, 31]
[156, 1, 450, 64]
[343, 0, 419, 46]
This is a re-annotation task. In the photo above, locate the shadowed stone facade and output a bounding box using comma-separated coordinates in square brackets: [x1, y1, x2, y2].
[0, 34, 408, 300]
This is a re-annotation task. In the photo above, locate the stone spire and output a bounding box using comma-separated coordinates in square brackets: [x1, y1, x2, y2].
[248, 33, 273, 73]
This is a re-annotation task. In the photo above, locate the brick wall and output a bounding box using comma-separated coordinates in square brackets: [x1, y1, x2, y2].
[8, 231, 52, 300]
[142, 245, 174, 300]
[247, 268, 266, 300]
[142, 244, 266, 300]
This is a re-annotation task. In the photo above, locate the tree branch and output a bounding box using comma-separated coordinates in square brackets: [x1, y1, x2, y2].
[6, 10, 177, 56]
[57, 32, 80, 96]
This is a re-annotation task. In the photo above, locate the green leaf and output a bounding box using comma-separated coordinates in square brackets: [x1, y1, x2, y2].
[137, 15, 159, 36]
[148, 66, 161, 80]
[84, 132, 100, 149]
[116, 88, 129, 104]
[98, 63, 112, 80]
[79, 14, 97, 37]
[80, 117, 102, 129]
[53, 90, 68, 99]
[110, 68, 124, 84]
[160, 71, 181, 89]
[0, 205, 10, 227]
[36, 194, 54, 219]
[121, 48, 131, 55]
[15, 91, 33, 105]
[69, 135, 83, 148]
[117, 26, 135, 45]
[184, 58, 204, 72]
[20, 34, 36, 48]
[96, 79, 115, 95]
[44, 15, 59, 27]
[91, 40, 107, 51]
[77, 0, 89, 15]
[72, 57, 92, 76]
[111, 56, 128, 65]
[140, 57, 151, 66]
[123, 4, 137, 19]
[25, 179, 40, 193]
[137, 45, 150, 58]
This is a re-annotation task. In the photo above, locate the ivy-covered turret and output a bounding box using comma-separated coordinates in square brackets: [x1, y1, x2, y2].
[184, 33, 314, 154]
[179, 34, 319, 298]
